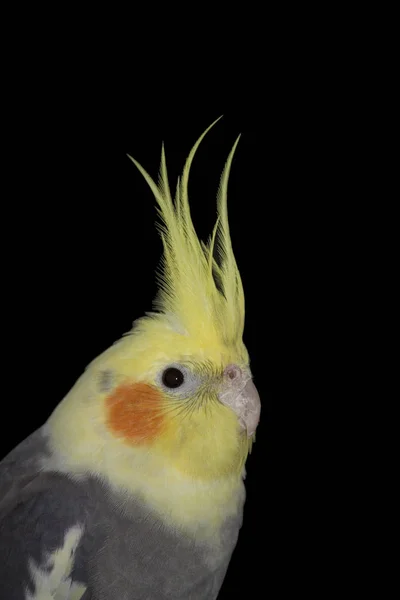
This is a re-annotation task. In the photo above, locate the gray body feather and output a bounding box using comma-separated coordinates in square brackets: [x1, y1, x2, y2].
[0, 429, 244, 599]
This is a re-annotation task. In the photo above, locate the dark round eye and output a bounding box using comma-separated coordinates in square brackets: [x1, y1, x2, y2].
[162, 367, 184, 389]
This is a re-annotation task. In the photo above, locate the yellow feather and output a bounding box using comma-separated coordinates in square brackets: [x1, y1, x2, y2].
[127, 117, 246, 357]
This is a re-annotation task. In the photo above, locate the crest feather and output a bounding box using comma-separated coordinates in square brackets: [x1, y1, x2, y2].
[128, 118, 245, 350]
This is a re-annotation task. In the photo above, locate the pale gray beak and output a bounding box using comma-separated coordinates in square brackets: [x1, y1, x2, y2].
[218, 365, 261, 437]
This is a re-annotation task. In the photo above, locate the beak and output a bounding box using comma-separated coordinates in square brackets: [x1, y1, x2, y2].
[218, 365, 261, 437]
[237, 379, 261, 437]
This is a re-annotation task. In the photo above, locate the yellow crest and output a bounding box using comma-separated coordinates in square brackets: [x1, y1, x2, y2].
[128, 117, 245, 355]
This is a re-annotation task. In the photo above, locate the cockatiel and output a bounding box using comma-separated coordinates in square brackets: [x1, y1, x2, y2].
[0, 117, 261, 600]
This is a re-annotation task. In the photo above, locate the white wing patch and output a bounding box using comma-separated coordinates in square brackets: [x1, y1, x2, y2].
[25, 524, 87, 600]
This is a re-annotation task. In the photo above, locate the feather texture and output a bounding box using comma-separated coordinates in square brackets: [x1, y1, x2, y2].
[128, 117, 245, 353]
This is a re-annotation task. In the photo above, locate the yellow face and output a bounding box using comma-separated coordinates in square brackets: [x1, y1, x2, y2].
[94, 317, 253, 481]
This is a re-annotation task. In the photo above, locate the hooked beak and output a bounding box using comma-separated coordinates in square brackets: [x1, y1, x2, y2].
[218, 365, 261, 437]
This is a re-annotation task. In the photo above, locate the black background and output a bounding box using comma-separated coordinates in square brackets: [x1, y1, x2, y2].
[0, 3, 385, 593]
[0, 52, 345, 596]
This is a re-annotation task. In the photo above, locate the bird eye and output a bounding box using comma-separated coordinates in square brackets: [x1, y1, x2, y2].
[162, 367, 185, 389]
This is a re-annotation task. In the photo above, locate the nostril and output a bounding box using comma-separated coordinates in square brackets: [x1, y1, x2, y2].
[225, 365, 241, 380]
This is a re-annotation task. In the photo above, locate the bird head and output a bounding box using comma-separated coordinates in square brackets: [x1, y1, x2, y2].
[48, 118, 260, 485]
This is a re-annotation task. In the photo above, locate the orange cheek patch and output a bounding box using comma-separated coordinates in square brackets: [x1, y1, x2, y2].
[105, 382, 165, 445]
